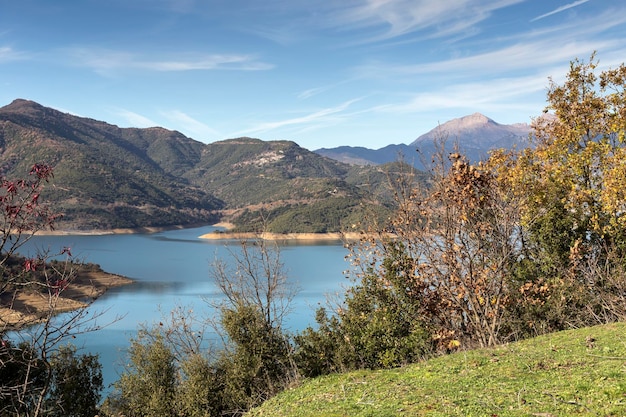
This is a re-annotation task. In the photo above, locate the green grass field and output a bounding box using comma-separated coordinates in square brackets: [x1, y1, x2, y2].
[248, 322, 626, 416]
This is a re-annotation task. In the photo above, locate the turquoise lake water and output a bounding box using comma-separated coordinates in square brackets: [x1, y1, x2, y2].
[15, 225, 350, 391]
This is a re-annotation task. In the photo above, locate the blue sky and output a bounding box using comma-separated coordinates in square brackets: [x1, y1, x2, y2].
[1, 0, 625, 150]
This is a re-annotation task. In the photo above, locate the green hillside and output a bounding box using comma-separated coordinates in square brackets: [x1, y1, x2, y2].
[0, 100, 405, 232]
[0, 99, 222, 230]
[249, 322, 626, 417]
[184, 137, 359, 207]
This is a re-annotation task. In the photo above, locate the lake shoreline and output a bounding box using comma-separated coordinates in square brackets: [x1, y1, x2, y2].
[0, 270, 133, 328]
[198, 231, 362, 241]
[31, 223, 205, 236]
[31, 222, 367, 242]
[3, 224, 358, 326]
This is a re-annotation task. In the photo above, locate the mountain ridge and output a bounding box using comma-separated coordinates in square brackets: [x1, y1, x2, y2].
[410, 111, 531, 148]
[0, 99, 387, 232]
[0, 99, 529, 232]
[316, 112, 532, 168]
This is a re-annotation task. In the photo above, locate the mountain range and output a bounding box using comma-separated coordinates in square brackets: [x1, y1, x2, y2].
[0, 99, 531, 232]
[315, 113, 532, 169]
[0, 99, 386, 231]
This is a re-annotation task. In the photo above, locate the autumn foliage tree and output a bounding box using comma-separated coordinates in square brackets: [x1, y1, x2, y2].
[295, 148, 524, 377]
[492, 54, 626, 333]
[354, 149, 522, 350]
[298, 56, 626, 375]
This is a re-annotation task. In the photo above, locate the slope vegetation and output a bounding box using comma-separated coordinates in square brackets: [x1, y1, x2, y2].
[0, 99, 222, 230]
[249, 322, 626, 416]
[0, 99, 396, 232]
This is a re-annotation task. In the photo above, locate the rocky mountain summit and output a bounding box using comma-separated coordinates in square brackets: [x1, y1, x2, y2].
[316, 113, 533, 169]
[410, 112, 531, 149]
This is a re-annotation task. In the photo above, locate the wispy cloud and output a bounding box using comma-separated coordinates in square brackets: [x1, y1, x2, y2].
[297, 79, 351, 100]
[530, 0, 591, 22]
[0, 46, 28, 62]
[297, 87, 331, 100]
[114, 108, 158, 128]
[236, 98, 362, 136]
[377, 73, 550, 115]
[144, 55, 272, 71]
[328, 0, 524, 42]
[242, 0, 525, 46]
[161, 110, 221, 140]
[355, 36, 617, 81]
[68, 48, 273, 75]
[113, 107, 220, 140]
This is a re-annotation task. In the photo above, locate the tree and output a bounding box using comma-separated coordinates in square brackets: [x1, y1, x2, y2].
[108, 332, 179, 417]
[208, 239, 298, 415]
[106, 238, 298, 417]
[0, 163, 108, 416]
[104, 306, 224, 417]
[513, 54, 626, 258]
[295, 148, 522, 379]
[45, 345, 103, 417]
[296, 240, 431, 374]
[495, 54, 626, 332]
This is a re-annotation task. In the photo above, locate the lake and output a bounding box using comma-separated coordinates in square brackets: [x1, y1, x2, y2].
[16, 225, 351, 391]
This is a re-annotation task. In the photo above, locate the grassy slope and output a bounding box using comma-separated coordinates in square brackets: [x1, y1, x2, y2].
[248, 322, 626, 416]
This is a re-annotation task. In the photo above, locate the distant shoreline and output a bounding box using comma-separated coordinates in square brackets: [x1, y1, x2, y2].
[31, 223, 366, 241]
[198, 231, 362, 241]
[31, 224, 208, 236]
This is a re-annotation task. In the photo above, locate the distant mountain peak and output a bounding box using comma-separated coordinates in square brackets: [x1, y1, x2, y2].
[1, 98, 45, 112]
[6, 98, 37, 106]
[411, 113, 530, 148]
[316, 113, 533, 170]
[461, 112, 495, 125]
[433, 113, 499, 132]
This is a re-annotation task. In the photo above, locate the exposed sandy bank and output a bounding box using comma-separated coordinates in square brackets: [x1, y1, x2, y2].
[199, 231, 364, 241]
[0, 270, 132, 328]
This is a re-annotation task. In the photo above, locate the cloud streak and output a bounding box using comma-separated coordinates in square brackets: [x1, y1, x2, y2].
[161, 110, 221, 140]
[376, 73, 550, 115]
[114, 108, 158, 128]
[0, 46, 28, 62]
[328, 0, 525, 42]
[242, 0, 526, 46]
[68, 48, 273, 75]
[355, 35, 620, 81]
[236, 98, 362, 136]
[530, 0, 591, 22]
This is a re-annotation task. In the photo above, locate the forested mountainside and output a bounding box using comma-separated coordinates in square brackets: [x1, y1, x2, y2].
[0, 99, 397, 232]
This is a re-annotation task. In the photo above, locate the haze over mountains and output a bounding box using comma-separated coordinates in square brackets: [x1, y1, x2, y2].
[315, 112, 532, 169]
[0, 99, 531, 232]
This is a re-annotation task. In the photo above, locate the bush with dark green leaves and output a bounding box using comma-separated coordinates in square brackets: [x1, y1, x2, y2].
[106, 239, 297, 417]
[0, 342, 102, 417]
[295, 241, 432, 377]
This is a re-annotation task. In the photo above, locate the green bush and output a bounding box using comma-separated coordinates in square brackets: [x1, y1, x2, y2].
[295, 242, 432, 376]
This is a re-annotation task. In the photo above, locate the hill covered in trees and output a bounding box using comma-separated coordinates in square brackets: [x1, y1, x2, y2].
[0, 99, 397, 232]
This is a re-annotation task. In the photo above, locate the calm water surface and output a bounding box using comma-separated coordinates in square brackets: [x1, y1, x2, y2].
[17, 225, 350, 390]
